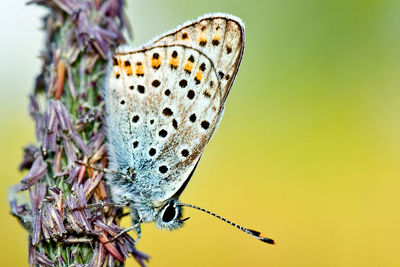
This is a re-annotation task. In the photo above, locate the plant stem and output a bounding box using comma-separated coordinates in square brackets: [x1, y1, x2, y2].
[9, 0, 149, 265]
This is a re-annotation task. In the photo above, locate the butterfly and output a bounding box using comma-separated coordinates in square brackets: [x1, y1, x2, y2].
[104, 13, 274, 244]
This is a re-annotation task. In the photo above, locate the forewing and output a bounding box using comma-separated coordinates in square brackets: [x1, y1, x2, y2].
[150, 15, 245, 102]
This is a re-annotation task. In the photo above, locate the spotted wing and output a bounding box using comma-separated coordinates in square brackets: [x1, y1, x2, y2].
[149, 14, 245, 102]
[105, 16, 244, 204]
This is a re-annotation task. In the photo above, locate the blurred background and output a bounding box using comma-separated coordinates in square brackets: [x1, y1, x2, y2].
[2, 0, 400, 266]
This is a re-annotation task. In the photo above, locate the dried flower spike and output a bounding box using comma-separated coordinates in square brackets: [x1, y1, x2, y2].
[9, 0, 149, 265]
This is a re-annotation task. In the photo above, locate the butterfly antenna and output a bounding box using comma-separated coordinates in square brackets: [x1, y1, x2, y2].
[180, 203, 275, 244]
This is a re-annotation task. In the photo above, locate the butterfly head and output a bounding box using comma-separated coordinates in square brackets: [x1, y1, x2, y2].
[154, 199, 189, 230]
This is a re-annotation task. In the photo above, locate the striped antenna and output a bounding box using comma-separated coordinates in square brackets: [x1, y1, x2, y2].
[180, 203, 275, 244]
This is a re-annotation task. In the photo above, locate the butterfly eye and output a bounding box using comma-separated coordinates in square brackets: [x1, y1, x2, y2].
[162, 202, 177, 222]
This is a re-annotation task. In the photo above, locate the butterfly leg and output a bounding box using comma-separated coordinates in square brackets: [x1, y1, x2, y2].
[70, 201, 129, 212]
[75, 160, 128, 178]
[106, 222, 141, 243]
[88, 201, 129, 209]
[130, 210, 143, 241]
[105, 209, 143, 243]
[135, 221, 142, 241]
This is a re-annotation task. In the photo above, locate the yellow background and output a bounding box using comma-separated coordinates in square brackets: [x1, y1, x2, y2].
[1, 0, 400, 266]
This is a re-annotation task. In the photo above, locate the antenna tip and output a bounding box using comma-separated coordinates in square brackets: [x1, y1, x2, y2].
[248, 229, 275, 244]
[260, 237, 275, 244]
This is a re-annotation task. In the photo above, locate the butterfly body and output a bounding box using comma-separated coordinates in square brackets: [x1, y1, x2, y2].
[104, 14, 245, 232]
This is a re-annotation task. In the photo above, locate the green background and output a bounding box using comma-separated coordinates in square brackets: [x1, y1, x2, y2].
[1, 0, 400, 266]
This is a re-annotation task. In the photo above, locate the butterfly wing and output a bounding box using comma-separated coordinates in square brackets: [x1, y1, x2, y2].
[105, 15, 244, 204]
[150, 14, 245, 103]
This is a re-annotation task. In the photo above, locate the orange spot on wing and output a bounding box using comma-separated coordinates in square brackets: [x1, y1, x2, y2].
[112, 57, 120, 66]
[195, 70, 202, 82]
[124, 61, 133, 76]
[204, 89, 211, 97]
[184, 62, 193, 73]
[135, 64, 144, 76]
[198, 35, 207, 46]
[125, 66, 133, 76]
[152, 58, 161, 69]
[169, 57, 179, 69]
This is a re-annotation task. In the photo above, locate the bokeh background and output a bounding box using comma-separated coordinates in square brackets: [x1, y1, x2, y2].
[2, 0, 400, 266]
